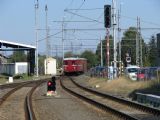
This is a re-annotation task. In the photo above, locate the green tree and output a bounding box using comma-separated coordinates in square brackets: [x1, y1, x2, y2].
[96, 35, 113, 66]
[64, 51, 80, 58]
[38, 55, 46, 74]
[9, 51, 27, 62]
[64, 51, 73, 58]
[148, 35, 157, 66]
[80, 50, 98, 68]
[121, 27, 146, 67]
[121, 27, 137, 66]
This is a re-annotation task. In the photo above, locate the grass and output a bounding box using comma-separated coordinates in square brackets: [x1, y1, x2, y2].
[85, 75, 160, 98]
[0, 73, 50, 84]
[0, 74, 10, 84]
[13, 74, 32, 80]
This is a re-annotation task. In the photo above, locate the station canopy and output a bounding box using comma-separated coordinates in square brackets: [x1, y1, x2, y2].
[0, 40, 36, 50]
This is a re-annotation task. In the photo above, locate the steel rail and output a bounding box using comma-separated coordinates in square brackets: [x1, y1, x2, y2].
[60, 78, 138, 120]
[0, 82, 29, 106]
[26, 81, 45, 120]
[70, 77, 160, 116]
[0, 79, 49, 120]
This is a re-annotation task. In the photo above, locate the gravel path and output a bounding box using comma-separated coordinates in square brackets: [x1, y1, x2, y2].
[0, 87, 31, 120]
[32, 79, 116, 120]
[0, 88, 13, 98]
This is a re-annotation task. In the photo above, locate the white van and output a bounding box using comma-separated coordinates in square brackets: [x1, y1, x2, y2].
[125, 65, 140, 80]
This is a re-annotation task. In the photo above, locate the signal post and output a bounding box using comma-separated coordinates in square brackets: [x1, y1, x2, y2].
[104, 5, 111, 79]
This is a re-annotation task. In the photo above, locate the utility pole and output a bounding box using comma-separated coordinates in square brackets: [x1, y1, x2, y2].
[136, 17, 143, 67]
[112, 0, 117, 78]
[45, 5, 50, 58]
[136, 17, 139, 66]
[104, 4, 111, 79]
[45, 4, 50, 75]
[117, 5, 121, 76]
[71, 42, 73, 53]
[100, 37, 103, 66]
[106, 29, 110, 68]
[35, 0, 39, 77]
[56, 45, 58, 59]
[62, 17, 65, 61]
[139, 17, 143, 67]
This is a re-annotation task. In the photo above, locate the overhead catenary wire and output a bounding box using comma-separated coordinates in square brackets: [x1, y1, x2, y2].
[38, 31, 62, 42]
[64, 7, 160, 27]
[53, 20, 97, 22]
[60, 0, 86, 58]
[65, 0, 86, 24]
[66, 8, 103, 11]
[50, 3, 160, 57]
[64, 10, 103, 24]
[86, 11, 104, 27]
[43, 28, 160, 31]
[121, 15, 160, 27]
[65, 8, 160, 27]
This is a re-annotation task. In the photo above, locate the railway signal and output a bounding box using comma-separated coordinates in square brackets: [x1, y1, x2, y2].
[47, 77, 56, 96]
[126, 57, 131, 63]
[104, 5, 111, 28]
[47, 81, 52, 90]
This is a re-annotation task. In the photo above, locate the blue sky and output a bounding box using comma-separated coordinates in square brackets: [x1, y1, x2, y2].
[0, 0, 160, 56]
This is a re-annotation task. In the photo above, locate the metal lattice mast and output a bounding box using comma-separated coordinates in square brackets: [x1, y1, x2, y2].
[100, 37, 103, 66]
[117, 10, 120, 61]
[112, 0, 117, 78]
[71, 42, 73, 53]
[45, 5, 50, 58]
[139, 18, 143, 67]
[62, 17, 64, 61]
[35, 0, 39, 77]
[136, 17, 140, 66]
[117, 5, 122, 76]
[136, 17, 143, 67]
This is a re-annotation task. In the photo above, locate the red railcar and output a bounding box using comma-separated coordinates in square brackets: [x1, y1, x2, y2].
[63, 57, 87, 74]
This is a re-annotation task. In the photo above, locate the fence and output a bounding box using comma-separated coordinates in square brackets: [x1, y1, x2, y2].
[89, 66, 119, 79]
[90, 66, 108, 78]
[89, 66, 160, 81]
[137, 67, 160, 81]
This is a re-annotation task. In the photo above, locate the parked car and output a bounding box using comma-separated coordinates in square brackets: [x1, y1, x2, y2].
[137, 68, 146, 81]
[125, 65, 140, 81]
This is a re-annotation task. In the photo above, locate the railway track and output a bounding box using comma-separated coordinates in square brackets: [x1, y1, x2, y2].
[0, 80, 46, 120]
[60, 76, 160, 120]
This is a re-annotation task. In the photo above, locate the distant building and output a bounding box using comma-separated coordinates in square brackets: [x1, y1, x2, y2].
[44, 57, 57, 75]
[0, 62, 28, 75]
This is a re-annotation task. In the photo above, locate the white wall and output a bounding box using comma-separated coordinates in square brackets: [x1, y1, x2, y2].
[44, 58, 57, 75]
[0, 62, 28, 75]
[15, 62, 28, 74]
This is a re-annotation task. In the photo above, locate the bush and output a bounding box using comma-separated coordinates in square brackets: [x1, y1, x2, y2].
[13, 74, 24, 79]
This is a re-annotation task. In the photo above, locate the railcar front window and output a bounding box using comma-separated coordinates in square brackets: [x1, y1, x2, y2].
[128, 68, 138, 73]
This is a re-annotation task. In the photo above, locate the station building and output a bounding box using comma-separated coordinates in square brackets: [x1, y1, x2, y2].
[0, 40, 36, 75]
